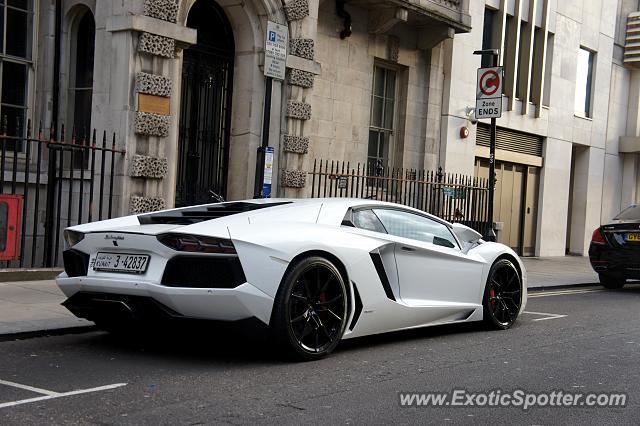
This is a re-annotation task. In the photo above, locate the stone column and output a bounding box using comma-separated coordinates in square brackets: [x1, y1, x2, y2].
[279, 0, 322, 196]
[621, 153, 638, 208]
[568, 146, 605, 255]
[105, 0, 196, 215]
[535, 137, 572, 256]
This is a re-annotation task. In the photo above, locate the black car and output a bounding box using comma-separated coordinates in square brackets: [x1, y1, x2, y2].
[589, 204, 640, 289]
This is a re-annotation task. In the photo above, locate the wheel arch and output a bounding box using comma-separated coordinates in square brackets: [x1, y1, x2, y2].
[271, 249, 353, 325]
[491, 252, 527, 314]
[494, 253, 522, 280]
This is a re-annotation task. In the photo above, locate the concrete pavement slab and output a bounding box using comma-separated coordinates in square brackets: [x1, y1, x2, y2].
[0, 280, 92, 336]
[522, 255, 599, 288]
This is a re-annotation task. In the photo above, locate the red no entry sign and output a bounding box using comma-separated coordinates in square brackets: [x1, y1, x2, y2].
[476, 66, 503, 119]
[479, 70, 500, 96]
[476, 67, 502, 99]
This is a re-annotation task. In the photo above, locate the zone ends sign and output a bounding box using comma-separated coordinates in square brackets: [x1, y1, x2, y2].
[476, 98, 501, 119]
[475, 67, 503, 119]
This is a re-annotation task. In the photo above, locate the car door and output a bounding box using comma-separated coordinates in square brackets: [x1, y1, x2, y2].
[347, 208, 402, 300]
[370, 208, 485, 307]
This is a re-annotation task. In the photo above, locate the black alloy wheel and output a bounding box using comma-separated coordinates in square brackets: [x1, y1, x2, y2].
[271, 256, 348, 360]
[482, 258, 522, 330]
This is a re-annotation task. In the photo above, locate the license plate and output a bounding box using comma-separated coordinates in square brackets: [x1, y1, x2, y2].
[93, 252, 150, 274]
[625, 233, 640, 242]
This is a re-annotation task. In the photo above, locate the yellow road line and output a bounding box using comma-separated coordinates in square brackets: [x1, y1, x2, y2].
[528, 288, 604, 298]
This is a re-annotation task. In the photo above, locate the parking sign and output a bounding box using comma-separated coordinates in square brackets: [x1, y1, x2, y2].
[264, 22, 288, 80]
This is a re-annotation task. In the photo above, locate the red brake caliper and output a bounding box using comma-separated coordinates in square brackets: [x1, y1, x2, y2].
[489, 287, 496, 307]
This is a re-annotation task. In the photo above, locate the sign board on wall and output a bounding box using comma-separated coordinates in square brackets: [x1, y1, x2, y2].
[264, 21, 288, 80]
[138, 94, 170, 116]
[475, 67, 503, 119]
[262, 146, 274, 198]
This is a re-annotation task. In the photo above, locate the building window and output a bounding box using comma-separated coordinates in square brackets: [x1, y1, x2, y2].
[481, 8, 496, 68]
[0, 0, 34, 141]
[67, 9, 95, 168]
[503, 15, 513, 95]
[515, 21, 527, 100]
[542, 33, 554, 107]
[368, 65, 396, 173]
[68, 10, 95, 140]
[575, 47, 594, 117]
[529, 27, 541, 103]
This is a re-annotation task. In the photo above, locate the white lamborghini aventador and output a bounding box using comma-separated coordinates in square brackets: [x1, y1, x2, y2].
[57, 198, 527, 359]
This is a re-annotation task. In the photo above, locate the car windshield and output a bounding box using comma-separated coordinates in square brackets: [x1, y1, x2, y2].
[614, 204, 640, 221]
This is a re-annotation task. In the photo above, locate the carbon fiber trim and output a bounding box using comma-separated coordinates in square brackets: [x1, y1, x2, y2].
[349, 282, 363, 331]
[369, 252, 396, 301]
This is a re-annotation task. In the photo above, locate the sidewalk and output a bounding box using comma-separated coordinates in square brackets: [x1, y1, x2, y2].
[0, 256, 599, 336]
[522, 255, 598, 288]
[0, 280, 91, 336]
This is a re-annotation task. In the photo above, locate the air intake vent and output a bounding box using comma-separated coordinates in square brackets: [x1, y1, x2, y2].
[161, 256, 247, 288]
[138, 201, 292, 225]
[63, 249, 89, 277]
[477, 124, 543, 157]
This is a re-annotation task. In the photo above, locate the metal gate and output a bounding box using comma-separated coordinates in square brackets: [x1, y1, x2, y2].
[175, 0, 234, 207]
[0, 120, 124, 268]
[309, 159, 491, 234]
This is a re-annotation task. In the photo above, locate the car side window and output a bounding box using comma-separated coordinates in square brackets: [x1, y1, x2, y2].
[371, 209, 459, 249]
[352, 209, 387, 234]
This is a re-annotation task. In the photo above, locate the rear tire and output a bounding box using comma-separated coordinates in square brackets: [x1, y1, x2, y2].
[482, 258, 522, 330]
[270, 256, 348, 361]
[599, 274, 625, 289]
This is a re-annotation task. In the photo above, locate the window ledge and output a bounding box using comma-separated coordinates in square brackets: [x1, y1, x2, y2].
[574, 113, 593, 121]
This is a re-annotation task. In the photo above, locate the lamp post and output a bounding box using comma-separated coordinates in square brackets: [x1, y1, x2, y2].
[473, 49, 500, 242]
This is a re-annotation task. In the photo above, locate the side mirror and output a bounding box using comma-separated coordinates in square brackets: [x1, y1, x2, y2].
[451, 223, 482, 244]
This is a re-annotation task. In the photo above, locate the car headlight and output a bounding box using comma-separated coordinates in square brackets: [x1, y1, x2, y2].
[63, 230, 85, 249]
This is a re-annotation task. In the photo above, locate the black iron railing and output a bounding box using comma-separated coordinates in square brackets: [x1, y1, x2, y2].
[309, 159, 490, 233]
[0, 119, 125, 268]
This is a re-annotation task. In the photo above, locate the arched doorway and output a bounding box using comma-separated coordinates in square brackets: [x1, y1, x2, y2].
[176, 0, 234, 206]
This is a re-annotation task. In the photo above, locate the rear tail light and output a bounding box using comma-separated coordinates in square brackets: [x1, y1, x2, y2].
[157, 233, 237, 254]
[63, 230, 85, 249]
[591, 228, 606, 245]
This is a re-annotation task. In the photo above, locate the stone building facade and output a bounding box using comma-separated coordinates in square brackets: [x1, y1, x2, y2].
[8, 0, 640, 257]
[22, 0, 471, 211]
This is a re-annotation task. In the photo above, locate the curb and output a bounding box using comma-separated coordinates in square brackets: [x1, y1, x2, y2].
[0, 268, 63, 282]
[0, 325, 97, 342]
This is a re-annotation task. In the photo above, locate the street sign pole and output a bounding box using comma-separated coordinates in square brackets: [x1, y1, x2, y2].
[255, 21, 288, 198]
[487, 52, 499, 242]
[488, 114, 497, 241]
[473, 49, 501, 242]
[255, 77, 273, 198]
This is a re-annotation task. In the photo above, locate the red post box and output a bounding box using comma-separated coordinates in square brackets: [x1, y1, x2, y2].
[0, 194, 23, 260]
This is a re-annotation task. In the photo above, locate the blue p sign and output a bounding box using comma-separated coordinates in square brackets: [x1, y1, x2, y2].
[268, 31, 276, 42]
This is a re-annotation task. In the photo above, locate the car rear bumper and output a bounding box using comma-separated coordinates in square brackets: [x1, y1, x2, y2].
[588, 244, 640, 279]
[56, 274, 274, 324]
